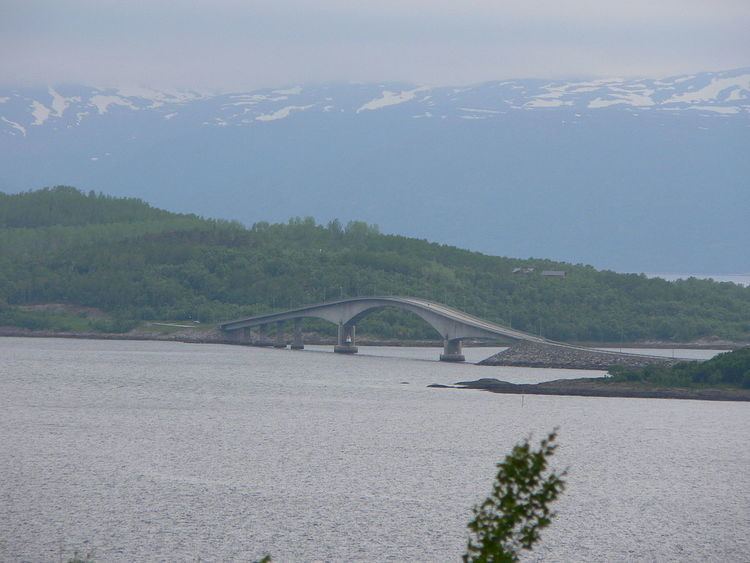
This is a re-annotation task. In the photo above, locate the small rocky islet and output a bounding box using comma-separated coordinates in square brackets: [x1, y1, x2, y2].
[437, 377, 750, 402]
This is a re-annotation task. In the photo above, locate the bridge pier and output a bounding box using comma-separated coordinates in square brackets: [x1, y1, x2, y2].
[243, 327, 256, 344]
[334, 323, 358, 354]
[257, 324, 273, 346]
[290, 318, 304, 350]
[248, 326, 264, 345]
[440, 338, 465, 362]
[231, 327, 249, 343]
[274, 321, 287, 348]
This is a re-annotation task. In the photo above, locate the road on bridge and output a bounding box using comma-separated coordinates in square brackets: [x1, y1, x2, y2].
[219, 296, 677, 366]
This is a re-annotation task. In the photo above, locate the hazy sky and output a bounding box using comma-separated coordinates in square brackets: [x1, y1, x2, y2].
[2, 0, 749, 90]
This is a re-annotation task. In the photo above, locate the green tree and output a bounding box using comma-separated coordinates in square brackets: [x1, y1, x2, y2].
[463, 431, 566, 562]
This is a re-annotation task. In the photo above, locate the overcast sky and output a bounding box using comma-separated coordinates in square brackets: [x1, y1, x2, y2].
[2, 0, 749, 91]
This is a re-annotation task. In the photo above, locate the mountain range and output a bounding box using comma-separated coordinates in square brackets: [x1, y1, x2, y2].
[1, 67, 749, 272]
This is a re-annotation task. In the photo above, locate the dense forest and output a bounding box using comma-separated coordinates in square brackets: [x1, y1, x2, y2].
[609, 348, 750, 388]
[1, 186, 749, 342]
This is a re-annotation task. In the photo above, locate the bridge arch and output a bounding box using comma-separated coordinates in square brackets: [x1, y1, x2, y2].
[219, 296, 545, 362]
[219, 296, 680, 366]
[346, 304, 444, 338]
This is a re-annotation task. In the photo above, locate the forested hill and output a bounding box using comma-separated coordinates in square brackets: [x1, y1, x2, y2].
[610, 348, 750, 389]
[1, 186, 749, 343]
[0, 186, 174, 227]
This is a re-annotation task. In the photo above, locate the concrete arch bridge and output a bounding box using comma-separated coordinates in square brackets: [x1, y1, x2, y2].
[220, 296, 551, 362]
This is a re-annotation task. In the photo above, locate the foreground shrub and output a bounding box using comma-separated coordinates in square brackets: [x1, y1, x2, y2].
[464, 430, 566, 562]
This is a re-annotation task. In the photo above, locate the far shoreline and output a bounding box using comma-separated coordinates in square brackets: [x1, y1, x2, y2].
[5, 328, 747, 401]
[0, 326, 744, 351]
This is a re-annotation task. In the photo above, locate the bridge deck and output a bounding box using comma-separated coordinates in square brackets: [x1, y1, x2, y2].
[220, 296, 680, 363]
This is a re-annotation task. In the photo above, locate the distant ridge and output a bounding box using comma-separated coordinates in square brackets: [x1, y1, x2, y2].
[2, 68, 749, 135]
[644, 273, 750, 288]
[1, 68, 748, 272]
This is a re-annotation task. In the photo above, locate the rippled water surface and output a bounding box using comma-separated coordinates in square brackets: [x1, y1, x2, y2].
[1, 337, 748, 561]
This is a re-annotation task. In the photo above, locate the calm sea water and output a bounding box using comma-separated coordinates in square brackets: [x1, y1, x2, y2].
[1, 337, 748, 562]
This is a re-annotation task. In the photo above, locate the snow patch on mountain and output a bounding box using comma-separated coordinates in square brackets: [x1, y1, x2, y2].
[572, 78, 623, 88]
[667, 74, 750, 103]
[727, 89, 746, 102]
[115, 87, 203, 107]
[1, 68, 749, 138]
[1, 117, 26, 136]
[49, 88, 68, 117]
[49, 88, 80, 118]
[357, 88, 428, 113]
[535, 83, 582, 99]
[525, 98, 571, 108]
[610, 90, 655, 107]
[589, 91, 654, 108]
[685, 105, 741, 114]
[460, 107, 502, 114]
[273, 86, 302, 95]
[566, 86, 600, 94]
[255, 105, 313, 121]
[226, 94, 273, 108]
[31, 101, 51, 125]
[673, 75, 695, 84]
[90, 95, 137, 114]
[589, 98, 628, 108]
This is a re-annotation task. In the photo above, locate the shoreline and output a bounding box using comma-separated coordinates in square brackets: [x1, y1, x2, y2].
[440, 377, 750, 402]
[0, 327, 443, 348]
[0, 327, 744, 350]
[4, 328, 747, 401]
